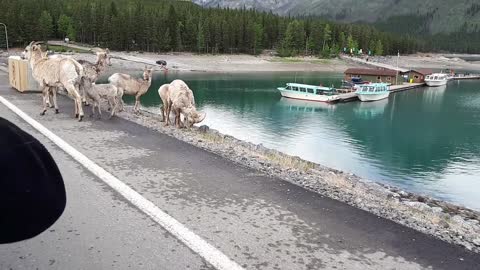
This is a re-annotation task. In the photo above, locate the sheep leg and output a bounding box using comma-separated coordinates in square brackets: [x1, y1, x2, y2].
[109, 97, 117, 118]
[66, 84, 84, 121]
[81, 81, 90, 106]
[160, 105, 165, 122]
[46, 89, 54, 108]
[134, 95, 141, 113]
[164, 102, 172, 126]
[40, 86, 49, 116]
[117, 88, 125, 112]
[97, 102, 102, 119]
[52, 88, 59, 114]
[175, 108, 182, 129]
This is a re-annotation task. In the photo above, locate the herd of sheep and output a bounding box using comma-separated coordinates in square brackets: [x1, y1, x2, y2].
[21, 41, 206, 128]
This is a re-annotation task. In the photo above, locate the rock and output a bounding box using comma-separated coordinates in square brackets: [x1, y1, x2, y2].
[468, 219, 479, 225]
[398, 190, 409, 198]
[473, 238, 480, 247]
[452, 215, 466, 224]
[438, 220, 450, 229]
[198, 125, 210, 133]
[404, 201, 431, 211]
[417, 196, 426, 203]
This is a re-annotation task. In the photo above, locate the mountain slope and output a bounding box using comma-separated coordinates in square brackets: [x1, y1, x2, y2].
[192, 0, 480, 34]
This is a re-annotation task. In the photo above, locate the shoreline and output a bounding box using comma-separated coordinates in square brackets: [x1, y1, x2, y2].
[114, 105, 480, 253]
[3, 50, 480, 252]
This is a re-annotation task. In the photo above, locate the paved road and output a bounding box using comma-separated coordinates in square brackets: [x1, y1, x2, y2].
[0, 71, 479, 269]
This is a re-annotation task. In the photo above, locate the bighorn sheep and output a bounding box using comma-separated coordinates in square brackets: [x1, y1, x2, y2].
[22, 41, 85, 121]
[108, 66, 153, 113]
[85, 83, 118, 119]
[77, 49, 112, 105]
[160, 80, 206, 128]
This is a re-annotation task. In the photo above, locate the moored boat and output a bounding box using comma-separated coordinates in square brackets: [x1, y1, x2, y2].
[277, 83, 339, 103]
[355, 83, 390, 102]
[425, 73, 449, 87]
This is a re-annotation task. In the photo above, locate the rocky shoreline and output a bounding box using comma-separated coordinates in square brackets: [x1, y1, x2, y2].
[116, 106, 480, 254]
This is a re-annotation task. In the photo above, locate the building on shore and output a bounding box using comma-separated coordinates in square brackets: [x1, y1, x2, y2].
[344, 68, 402, 85]
[401, 69, 433, 83]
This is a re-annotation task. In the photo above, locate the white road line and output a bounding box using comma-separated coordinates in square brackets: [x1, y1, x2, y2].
[0, 95, 244, 270]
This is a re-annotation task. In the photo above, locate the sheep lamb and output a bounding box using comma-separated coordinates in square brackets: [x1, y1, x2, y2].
[108, 66, 153, 113]
[85, 83, 118, 119]
[77, 48, 112, 105]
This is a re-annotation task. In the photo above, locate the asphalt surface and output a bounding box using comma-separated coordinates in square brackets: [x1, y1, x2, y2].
[0, 71, 479, 269]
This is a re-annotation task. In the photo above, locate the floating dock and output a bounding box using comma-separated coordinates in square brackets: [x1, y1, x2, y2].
[336, 83, 426, 103]
[451, 75, 480, 80]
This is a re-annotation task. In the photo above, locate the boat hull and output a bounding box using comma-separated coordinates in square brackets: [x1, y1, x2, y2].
[357, 92, 390, 102]
[425, 80, 448, 87]
[277, 89, 339, 103]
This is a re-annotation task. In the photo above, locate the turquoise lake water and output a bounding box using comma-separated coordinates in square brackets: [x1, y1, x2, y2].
[106, 71, 480, 210]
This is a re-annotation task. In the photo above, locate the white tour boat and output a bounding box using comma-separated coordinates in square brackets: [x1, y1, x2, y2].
[425, 73, 449, 87]
[355, 83, 390, 102]
[277, 83, 339, 103]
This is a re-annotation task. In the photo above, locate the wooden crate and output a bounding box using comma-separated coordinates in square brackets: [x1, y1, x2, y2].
[8, 56, 40, 92]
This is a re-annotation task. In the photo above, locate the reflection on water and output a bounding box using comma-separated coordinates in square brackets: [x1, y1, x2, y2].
[102, 71, 480, 209]
[277, 97, 337, 114]
[353, 99, 388, 119]
[422, 85, 446, 110]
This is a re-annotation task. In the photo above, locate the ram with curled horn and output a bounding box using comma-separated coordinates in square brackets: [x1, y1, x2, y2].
[22, 41, 85, 121]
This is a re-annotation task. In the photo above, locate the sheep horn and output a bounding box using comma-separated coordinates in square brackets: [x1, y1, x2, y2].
[195, 111, 206, 123]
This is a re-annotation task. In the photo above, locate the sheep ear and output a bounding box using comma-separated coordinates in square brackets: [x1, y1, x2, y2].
[106, 48, 110, 54]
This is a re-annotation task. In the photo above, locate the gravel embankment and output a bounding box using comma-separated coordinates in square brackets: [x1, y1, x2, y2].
[113, 106, 480, 254]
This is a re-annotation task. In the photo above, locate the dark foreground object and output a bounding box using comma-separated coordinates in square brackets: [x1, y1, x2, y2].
[0, 117, 66, 244]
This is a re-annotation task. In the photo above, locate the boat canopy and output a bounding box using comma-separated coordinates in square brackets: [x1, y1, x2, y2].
[283, 83, 337, 96]
[426, 73, 448, 80]
[356, 83, 389, 93]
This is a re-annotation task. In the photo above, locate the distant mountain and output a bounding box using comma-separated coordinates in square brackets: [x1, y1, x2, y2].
[191, 0, 480, 34]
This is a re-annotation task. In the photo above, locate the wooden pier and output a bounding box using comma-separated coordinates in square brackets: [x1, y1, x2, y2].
[336, 83, 426, 103]
[451, 75, 480, 80]
[389, 83, 425, 93]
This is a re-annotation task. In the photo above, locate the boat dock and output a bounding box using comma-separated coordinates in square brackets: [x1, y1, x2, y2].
[451, 74, 480, 80]
[336, 83, 425, 103]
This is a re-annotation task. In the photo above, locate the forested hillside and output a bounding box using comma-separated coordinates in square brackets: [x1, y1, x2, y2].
[193, 0, 480, 34]
[0, 0, 477, 55]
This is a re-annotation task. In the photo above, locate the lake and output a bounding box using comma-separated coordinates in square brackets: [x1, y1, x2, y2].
[115, 71, 480, 210]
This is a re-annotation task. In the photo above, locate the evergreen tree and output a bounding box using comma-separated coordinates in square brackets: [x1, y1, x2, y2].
[322, 24, 331, 51]
[197, 22, 205, 53]
[58, 14, 72, 39]
[38, 11, 54, 43]
[375, 39, 384, 55]
[253, 22, 263, 55]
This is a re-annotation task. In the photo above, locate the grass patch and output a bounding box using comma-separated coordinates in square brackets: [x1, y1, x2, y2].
[46, 44, 90, 54]
[310, 59, 331, 65]
[199, 132, 225, 144]
[264, 152, 316, 172]
[269, 57, 304, 63]
[198, 129, 316, 172]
